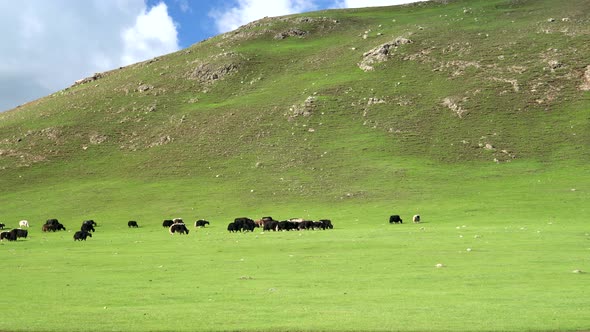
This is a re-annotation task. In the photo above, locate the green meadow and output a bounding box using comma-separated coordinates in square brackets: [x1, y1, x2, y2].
[1, 0, 590, 330]
[2, 161, 589, 331]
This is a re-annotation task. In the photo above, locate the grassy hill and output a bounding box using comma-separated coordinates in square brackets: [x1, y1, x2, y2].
[1, 0, 589, 331]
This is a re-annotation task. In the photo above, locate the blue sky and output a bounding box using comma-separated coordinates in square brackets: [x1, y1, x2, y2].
[147, 0, 371, 48]
[0, 0, 418, 112]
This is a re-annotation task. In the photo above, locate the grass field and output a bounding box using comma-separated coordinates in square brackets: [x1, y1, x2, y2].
[1, 0, 590, 330]
[2, 160, 589, 332]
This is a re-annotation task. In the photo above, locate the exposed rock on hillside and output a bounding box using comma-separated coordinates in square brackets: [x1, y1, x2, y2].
[149, 135, 172, 148]
[89, 134, 108, 145]
[137, 84, 153, 92]
[73, 72, 105, 86]
[41, 127, 61, 141]
[359, 37, 413, 71]
[287, 96, 316, 120]
[274, 29, 308, 40]
[187, 63, 238, 85]
[434, 60, 481, 76]
[442, 97, 468, 118]
[222, 16, 338, 42]
[580, 65, 590, 91]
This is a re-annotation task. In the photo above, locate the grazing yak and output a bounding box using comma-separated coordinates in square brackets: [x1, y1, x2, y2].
[0, 223, 5, 229]
[412, 215, 421, 223]
[389, 215, 403, 224]
[128, 221, 139, 228]
[1, 230, 17, 241]
[81, 223, 95, 233]
[263, 220, 279, 232]
[83, 220, 97, 227]
[42, 223, 66, 232]
[227, 222, 238, 233]
[195, 219, 210, 227]
[169, 223, 189, 235]
[14, 229, 28, 239]
[316, 219, 334, 230]
[19, 220, 29, 228]
[298, 220, 315, 230]
[278, 220, 298, 231]
[162, 219, 174, 228]
[45, 219, 60, 226]
[73, 231, 92, 241]
[44, 219, 66, 231]
[233, 217, 257, 232]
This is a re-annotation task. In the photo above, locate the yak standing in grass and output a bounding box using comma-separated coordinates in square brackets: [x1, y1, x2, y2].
[74, 231, 92, 241]
[389, 215, 403, 224]
[43, 223, 66, 232]
[14, 229, 28, 239]
[195, 219, 210, 228]
[227, 222, 238, 233]
[162, 219, 174, 227]
[128, 221, 139, 228]
[233, 217, 257, 232]
[1, 231, 17, 241]
[44, 219, 66, 231]
[262, 219, 279, 232]
[83, 220, 97, 227]
[81, 222, 95, 233]
[169, 223, 189, 235]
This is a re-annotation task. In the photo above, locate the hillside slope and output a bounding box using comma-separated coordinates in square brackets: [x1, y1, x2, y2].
[0, 0, 589, 220]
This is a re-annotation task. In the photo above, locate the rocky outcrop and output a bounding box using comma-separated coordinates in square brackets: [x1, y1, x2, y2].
[442, 97, 468, 118]
[187, 63, 238, 84]
[580, 65, 590, 91]
[274, 29, 308, 40]
[358, 37, 413, 72]
[73, 72, 104, 86]
[287, 96, 316, 120]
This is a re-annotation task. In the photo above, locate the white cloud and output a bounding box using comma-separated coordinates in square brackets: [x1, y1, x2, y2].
[121, 2, 179, 66]
[209, 0, 318, 33]
[0, 1, 179, 112]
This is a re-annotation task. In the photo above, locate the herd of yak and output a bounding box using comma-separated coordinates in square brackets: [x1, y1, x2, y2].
[0, 215, 338, 242]
[0, 214, 421, 242]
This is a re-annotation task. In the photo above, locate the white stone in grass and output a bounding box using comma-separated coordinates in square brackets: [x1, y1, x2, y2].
[466, 248, 472, 252]
[435, 263, 444, 268]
